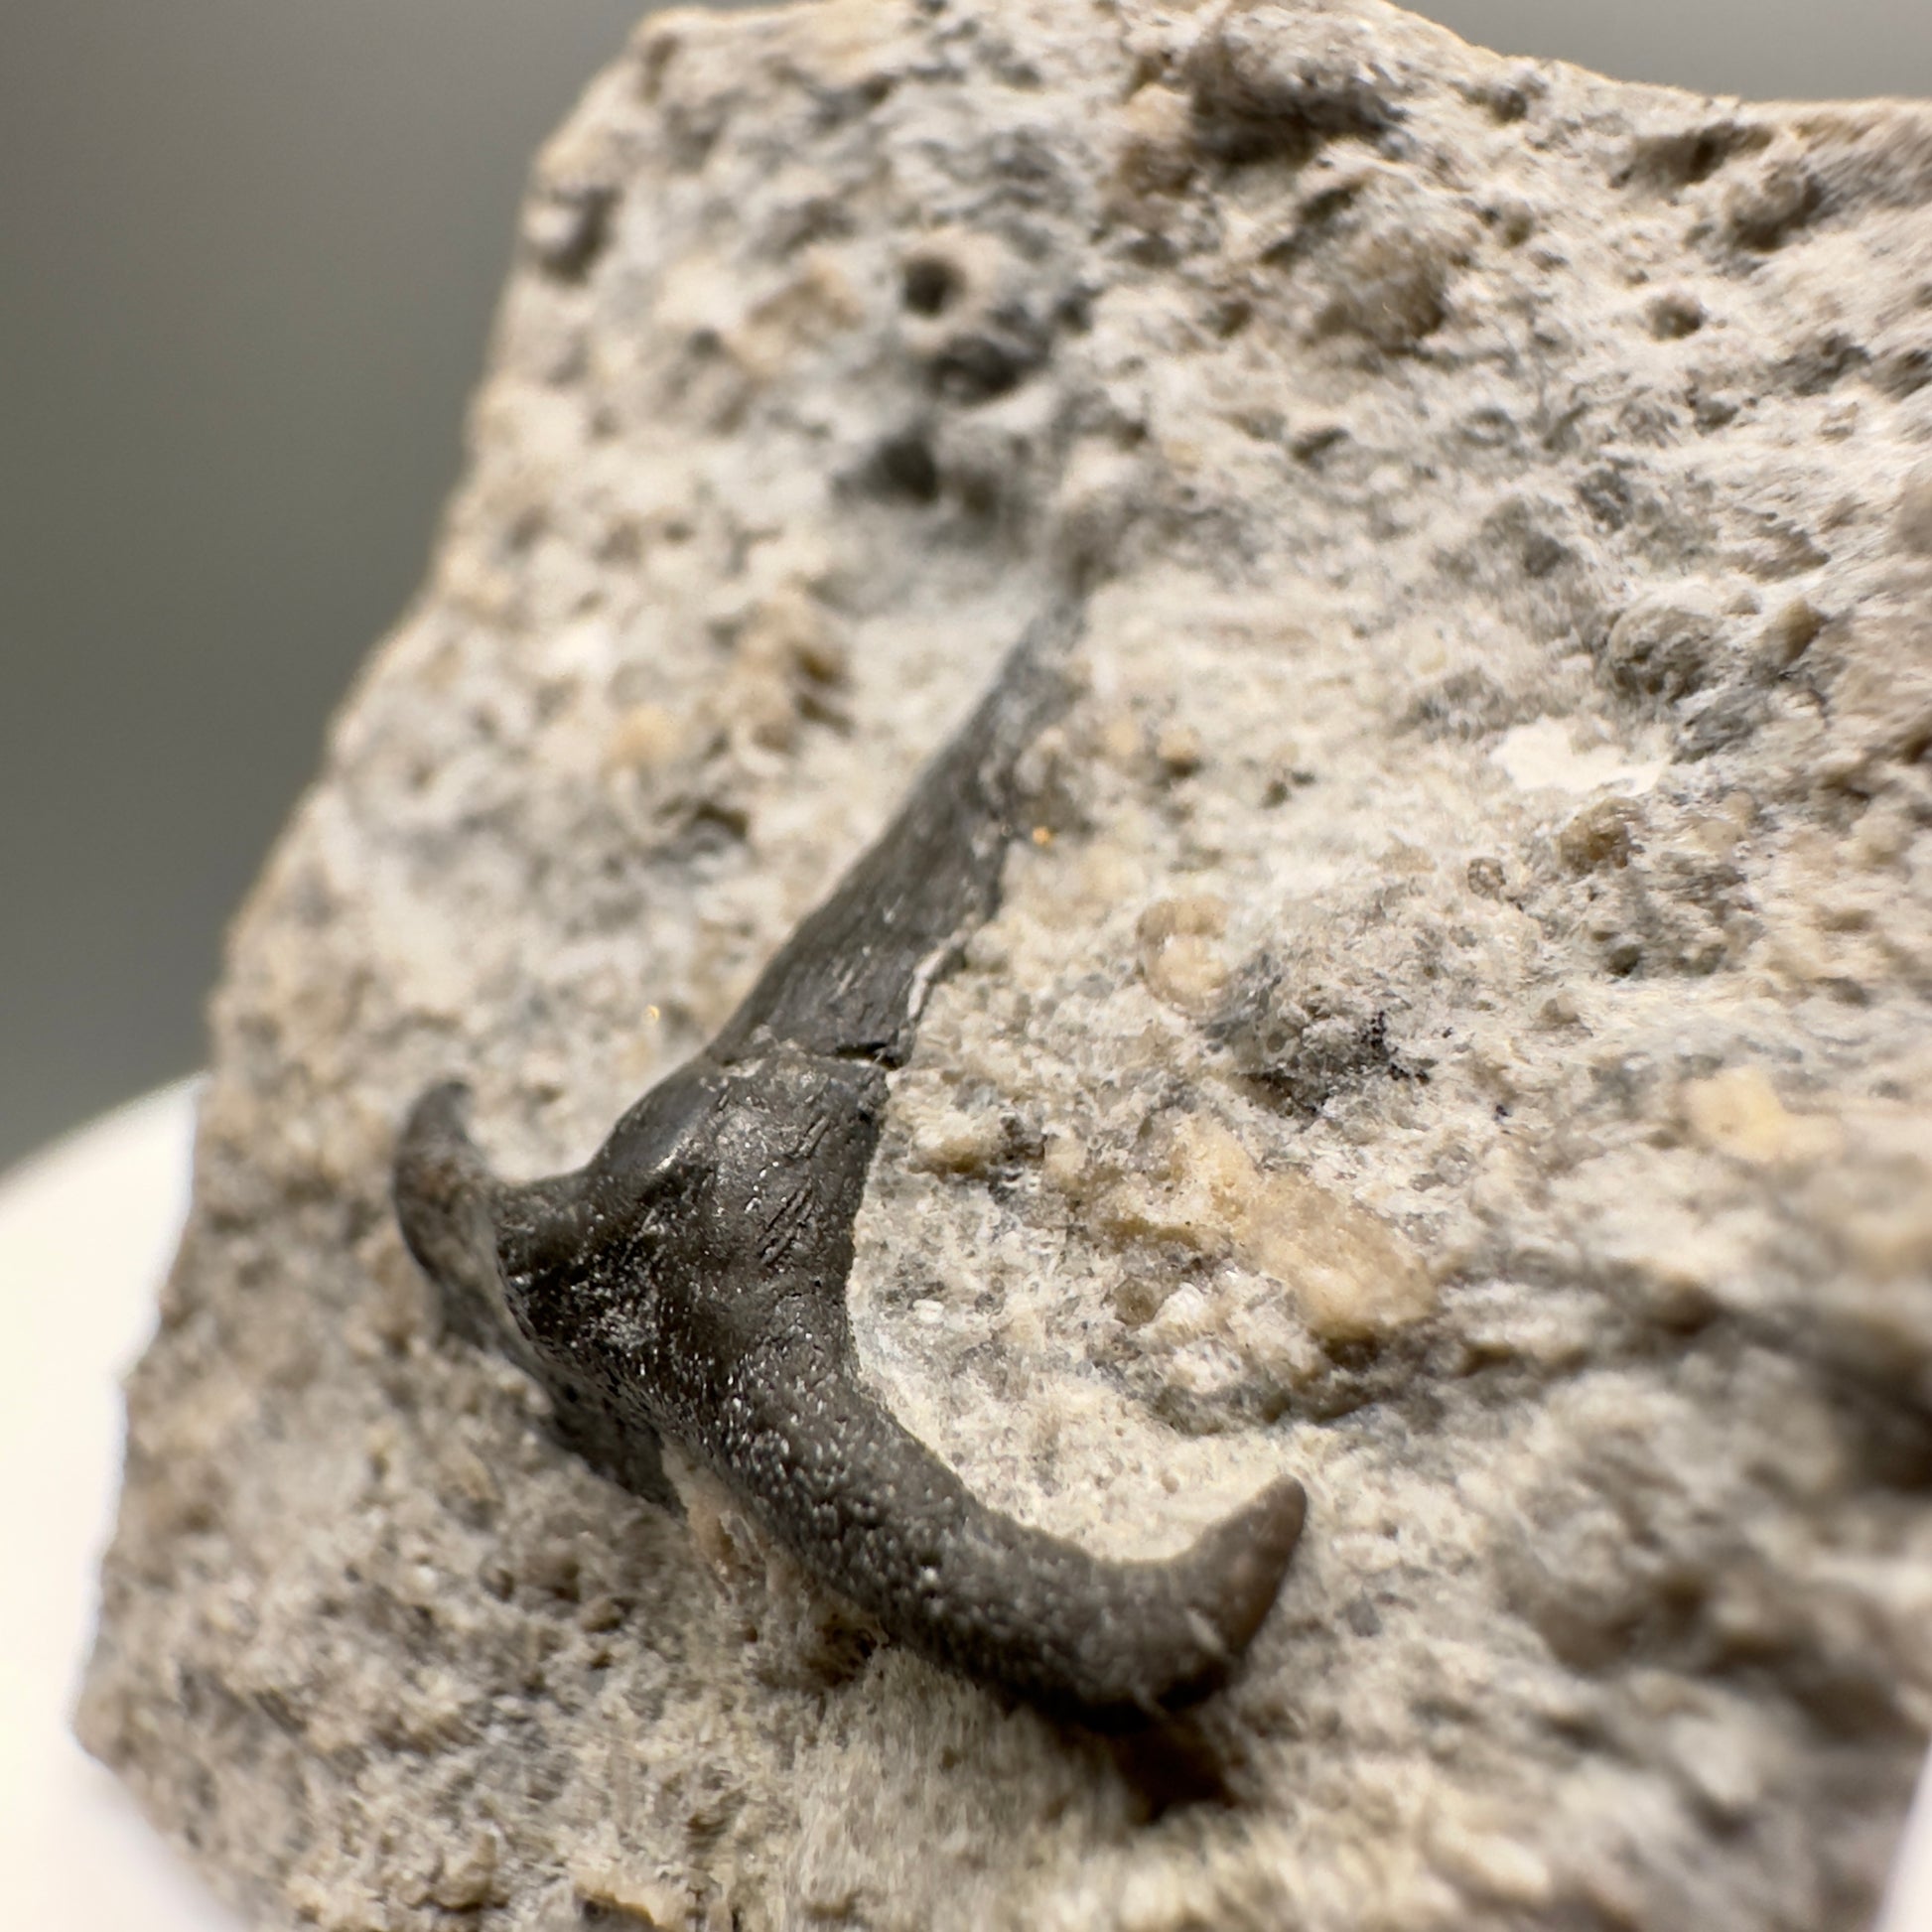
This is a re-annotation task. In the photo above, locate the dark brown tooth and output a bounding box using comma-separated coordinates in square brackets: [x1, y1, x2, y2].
[392, 612, 1306, 1724]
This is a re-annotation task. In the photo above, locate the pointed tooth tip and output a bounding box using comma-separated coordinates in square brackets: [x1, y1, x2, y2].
[1192, 1472, 1308, 1658]
[1251, 1473, 1309, 1562]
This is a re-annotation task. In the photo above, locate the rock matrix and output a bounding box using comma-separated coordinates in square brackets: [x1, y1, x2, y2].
[81, 3, 1932, 1928]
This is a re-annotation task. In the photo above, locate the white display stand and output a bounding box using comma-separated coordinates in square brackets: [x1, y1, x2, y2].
[1, 1084, 1925, 1930]
[0, 1084, 241, 1930]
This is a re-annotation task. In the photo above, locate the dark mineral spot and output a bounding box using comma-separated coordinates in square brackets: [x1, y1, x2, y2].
[1291, 422, 1349, 465]
[927, 309, 1049, 403]
[1258, 178, 1365, 271]
[1599, 598, 1731, 705]
[1725, 159, 1824, 251]
[1777, 331, 1868, 396]
[1210, 959, 1416, 1116]
[807, 70, 896, 134]
[527, 182, 621, 283]
[1602, 935, 1644, 978]
[1184, 28, 1400, 165]
[1521, 528, 1570, 579]
[1618, 119, 1769, 191]
[1676, 685, 1767, 760]
[861, 429, 942, 504]
[1647, 291, 1706, 340]
[1578, 464, 1638, 533]
[1481, 79, 1535, 125]
[901, 252, 962, 316]
[1874, 343, 1932, 398]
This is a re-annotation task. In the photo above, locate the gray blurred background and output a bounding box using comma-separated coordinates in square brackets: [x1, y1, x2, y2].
[3, 1, 1928, 1173]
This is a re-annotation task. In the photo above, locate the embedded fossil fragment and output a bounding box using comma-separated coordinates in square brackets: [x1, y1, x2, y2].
[393, 621, 1307, 1725]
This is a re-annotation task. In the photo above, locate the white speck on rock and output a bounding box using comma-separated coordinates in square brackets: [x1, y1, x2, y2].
[1492, 717, 1665, 797]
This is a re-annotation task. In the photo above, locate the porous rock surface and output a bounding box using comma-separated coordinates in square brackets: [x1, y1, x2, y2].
[80, 3, 1932, 1927]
